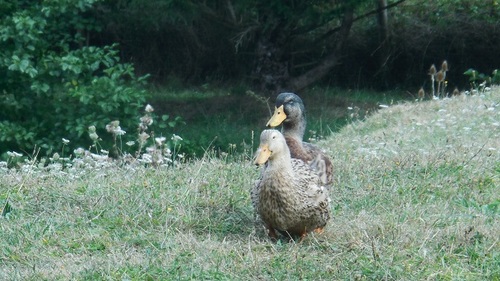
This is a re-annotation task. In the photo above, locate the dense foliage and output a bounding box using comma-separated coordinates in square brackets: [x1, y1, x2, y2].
[1, 0, 500, 158]
[0, 0, 149, 157]
[89, 0, 500, 90]
[372, 0, 500, 89]
[91, 0, 374, 91]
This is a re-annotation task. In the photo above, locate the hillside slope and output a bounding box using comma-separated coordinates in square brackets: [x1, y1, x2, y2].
[320, 88, 499, 278]
[1, 88, 498, 280]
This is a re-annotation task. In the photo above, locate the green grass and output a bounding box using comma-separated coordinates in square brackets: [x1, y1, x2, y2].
[149, 87, 405, 157]
[1, 88, 499, 280]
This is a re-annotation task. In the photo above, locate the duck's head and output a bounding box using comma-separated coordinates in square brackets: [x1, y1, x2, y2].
[266, 92, 306, 128]
[254, 129, 289, 165]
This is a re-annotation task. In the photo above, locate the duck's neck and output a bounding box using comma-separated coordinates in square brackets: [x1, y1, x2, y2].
[264, 151, 301, 207]
[282, 115, 306, 140]
[266, 150, 294, 178]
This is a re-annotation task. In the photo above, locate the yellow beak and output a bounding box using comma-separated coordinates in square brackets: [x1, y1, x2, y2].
[254, 144, 272, 165]
[266, 105, 287, 127]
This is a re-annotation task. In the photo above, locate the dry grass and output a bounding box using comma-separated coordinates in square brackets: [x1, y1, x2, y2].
[1, 89, 499, 280]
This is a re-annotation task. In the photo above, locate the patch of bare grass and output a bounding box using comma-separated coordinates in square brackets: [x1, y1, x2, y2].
[1, 89, 498, 280]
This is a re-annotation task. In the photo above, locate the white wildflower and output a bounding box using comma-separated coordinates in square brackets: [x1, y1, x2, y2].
[139, 132, 150, 142]
[155, 137, 166, 146]
[89, 132, 99, 141]
[91, 153, 109, 161]
[140, 116, 153, 126]
[62, 138, 70, 144]
[139, 153, 153, 163]
[171, 134, 183, 142]
[145, 104, 154, 113]
[51, 152, 60, 161]
[74, 147, 85, 156]
[7, 151, 23, 158]
[114, 126, 126, 136]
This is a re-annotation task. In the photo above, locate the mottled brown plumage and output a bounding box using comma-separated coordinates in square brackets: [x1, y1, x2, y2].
[267, 92, 333, 186]
[252, 129, 331, 240]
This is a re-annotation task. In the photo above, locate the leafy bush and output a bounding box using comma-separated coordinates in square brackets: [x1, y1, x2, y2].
[463, 68, 500, 92]
[0, 0, 150, 158]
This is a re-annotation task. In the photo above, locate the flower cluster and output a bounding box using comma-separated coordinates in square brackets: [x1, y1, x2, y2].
[428, 60, 449, 99]
[1, 104, 185, 172]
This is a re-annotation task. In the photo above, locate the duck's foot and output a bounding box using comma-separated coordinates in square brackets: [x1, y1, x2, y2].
[298, 232, 308, 242]
[313, 227, 324, 234]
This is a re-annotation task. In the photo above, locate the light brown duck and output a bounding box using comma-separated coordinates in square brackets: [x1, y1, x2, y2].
[252, 129, 331, 240]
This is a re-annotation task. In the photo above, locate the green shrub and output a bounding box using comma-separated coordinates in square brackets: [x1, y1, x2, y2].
[463, 68, 500, 92]
[0, 0, 150, 158]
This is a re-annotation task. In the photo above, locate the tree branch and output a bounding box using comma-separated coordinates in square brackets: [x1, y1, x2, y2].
[314, 0, 406, 44]
[287, 8, 354, 92]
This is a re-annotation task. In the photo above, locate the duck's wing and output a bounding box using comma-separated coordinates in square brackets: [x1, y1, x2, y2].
[291, 158, 330, 202]
[290, 158, 331, 229]
[284, 135, 333, 185]
[309, 154, 328, 188]
[303, 141, 333, 186]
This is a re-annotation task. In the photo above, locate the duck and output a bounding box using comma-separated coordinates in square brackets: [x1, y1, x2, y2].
[266, 92, 333, 185]
[252, 129, 331, 240]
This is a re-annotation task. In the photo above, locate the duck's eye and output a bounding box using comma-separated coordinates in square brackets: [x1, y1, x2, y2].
[272, 135, 276, 139]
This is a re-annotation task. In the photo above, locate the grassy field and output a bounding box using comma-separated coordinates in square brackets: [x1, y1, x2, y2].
[149, 87, 404, 157]
[1, 88, 499, 280]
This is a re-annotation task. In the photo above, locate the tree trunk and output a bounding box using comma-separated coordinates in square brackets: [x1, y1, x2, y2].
[251, 1, 404, 93]
[375, 0, 391, 88]
[377, 0, 389, 41]
[253, 35, 290, 93]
